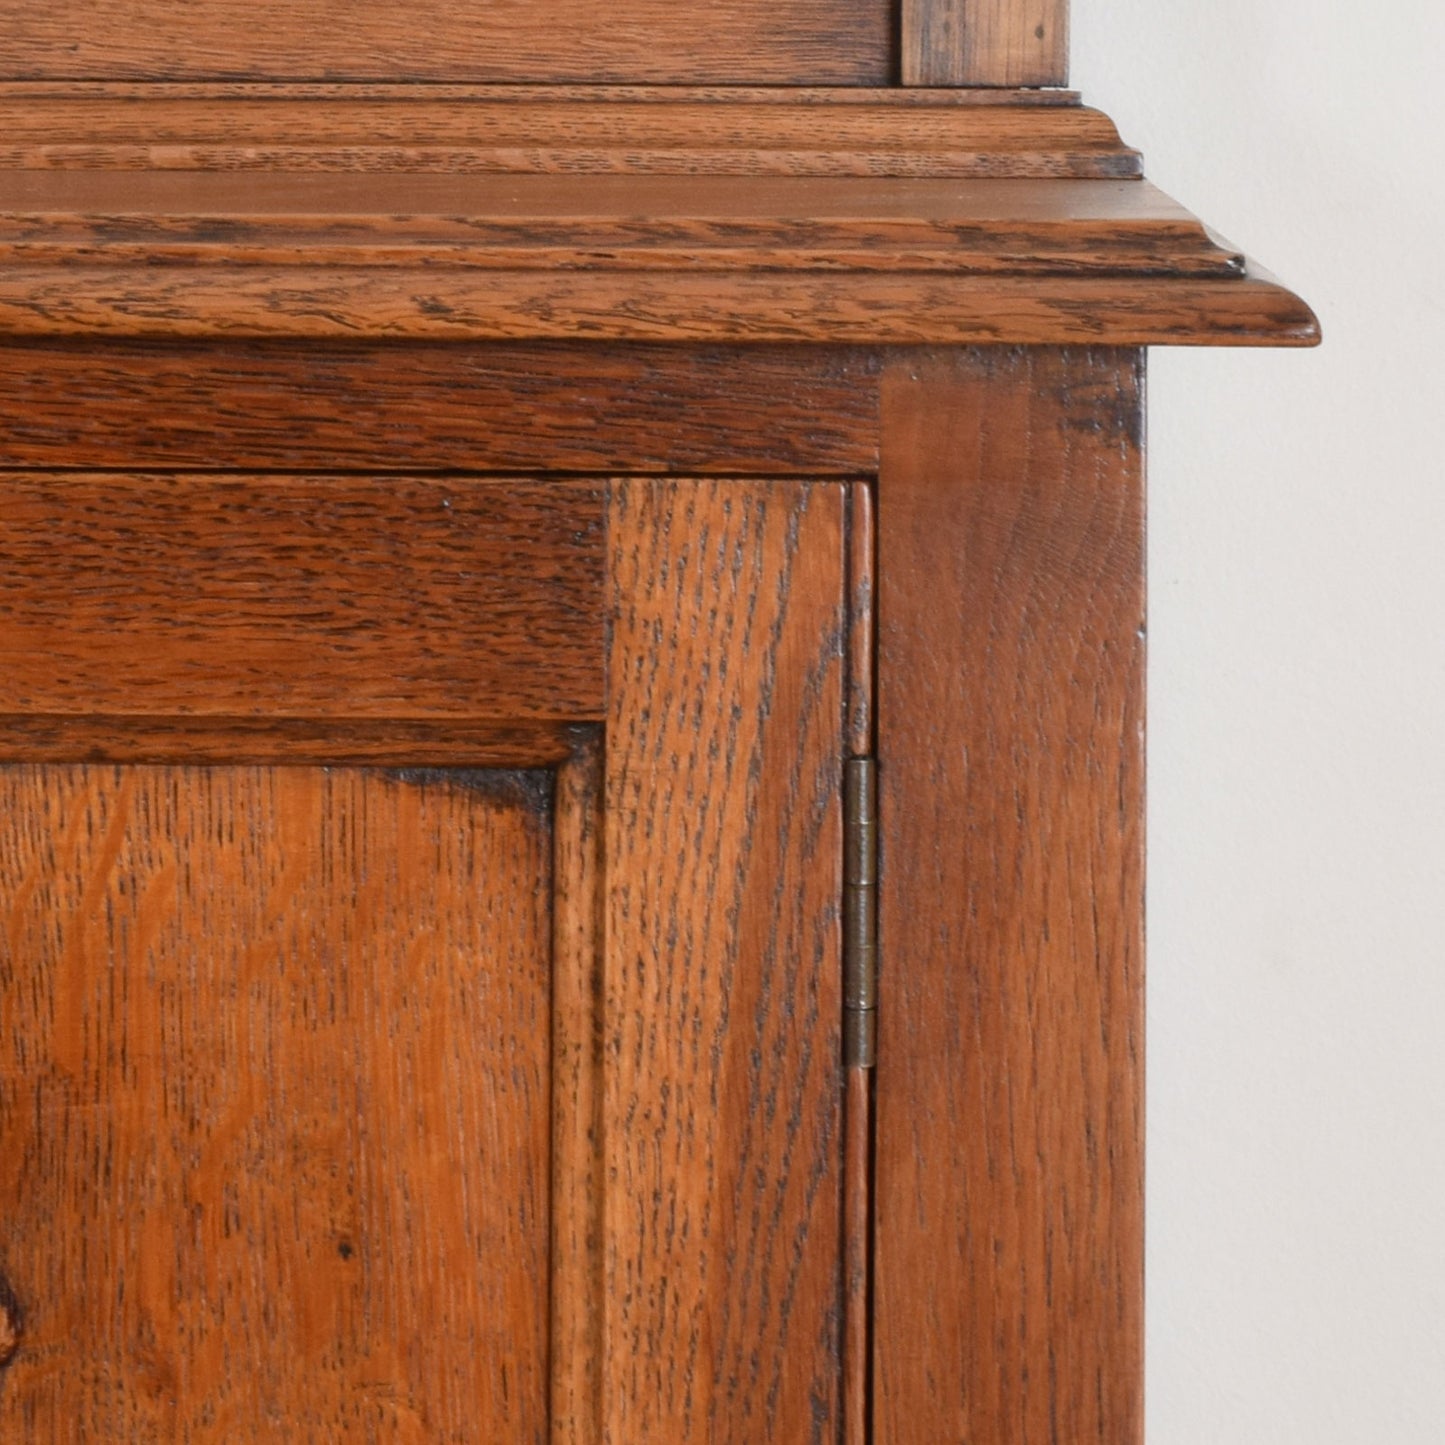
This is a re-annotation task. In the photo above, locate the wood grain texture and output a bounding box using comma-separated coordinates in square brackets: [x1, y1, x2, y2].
[0, 178, 1240, 274]
[0, 764, 554, 1441]
[0, 94, 1134, 177]
[0, 343, 880, 475]
[552, 738, 605, 1445]
[846, 481, 877, 759]
[0, 475, 604, 720]
[874, 349, 1145, 1445]
[0, 264, 1318, 347]
[843, 481, 876, 1445]
[903, 0, 1069, 86]
[0, 717, 590, 767]
[605, 479, 848, 1442]
[0, 82, 1083, 105]
[0, 1, 889, 85]
[843, 1069, 873, 1445]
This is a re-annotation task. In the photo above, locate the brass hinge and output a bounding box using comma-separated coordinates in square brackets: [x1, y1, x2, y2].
[843, 757, 878, 1069]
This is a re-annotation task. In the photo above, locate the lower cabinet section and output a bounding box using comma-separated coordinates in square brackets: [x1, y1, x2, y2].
[0, 352, 1149, 1443]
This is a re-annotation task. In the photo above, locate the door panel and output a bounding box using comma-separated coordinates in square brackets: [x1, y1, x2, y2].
[0, 475, 853, 1443]
[0, 764, 552, 1442]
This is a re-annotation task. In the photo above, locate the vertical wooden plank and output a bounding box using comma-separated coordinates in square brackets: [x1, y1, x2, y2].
[874, 349, 1145, 1445]
[605, 479, 847, 1443]
[846, 481, 877, 763]
[902, 0, 1069, 86]
[0, 765, 553, 1442]
[843, 1068, 873, 1445]
[843, 480, 877, 1445]
[552, 736, 605, 1445]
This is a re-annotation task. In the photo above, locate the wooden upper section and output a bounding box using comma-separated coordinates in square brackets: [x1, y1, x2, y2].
[0, 86, 1318, 347]
[0, 0, 892, 85]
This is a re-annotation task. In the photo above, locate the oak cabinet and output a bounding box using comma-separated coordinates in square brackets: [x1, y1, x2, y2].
[0, 5, 1313, 1442]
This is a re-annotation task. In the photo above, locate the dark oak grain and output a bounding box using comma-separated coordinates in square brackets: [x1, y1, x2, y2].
[0, 0, 890, 85]
[0, 84, 1319, 349]
[0, 92, 1134, 177]
[0, 764, 554, 1441]
[0, 343, 880, 475]
[843, 1068, 873, 1445]
[0, 261, 1318, 346]
[0, 475, 605, 720]
[0, 82, 1083, 104]
[552, 737, 606, 1445]
[845, 480, 876, 760]
[604, 478, 847, 1442]
[843, 480, 876, 1445]
[0, 716, 590, 767]
[874, 349, 1145, 1445]
[0, 177, 1244, 275]
[903, 0, 1070, 86]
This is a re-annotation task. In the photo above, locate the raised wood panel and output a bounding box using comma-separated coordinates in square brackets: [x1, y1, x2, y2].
[903, 0, 1069, 86]
[605, 479, 848, 1442]
[0, 475, 605, 720]
[0, 764, 554, 1442]
[874, 349, 1145, 1445]
[0, 1, 890, 84]
[0, 344, 880, 475]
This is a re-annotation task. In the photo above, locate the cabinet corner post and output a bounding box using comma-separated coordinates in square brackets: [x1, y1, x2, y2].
[872, 347, 1146, 1445]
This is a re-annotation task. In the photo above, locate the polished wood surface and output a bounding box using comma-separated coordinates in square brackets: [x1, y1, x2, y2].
[552, 738, 606, 1445]
[874, 348, 1145, 1445]
[843, 480, 876, 1445]
[0, 764, 554, 1441]
[0, 475, 605, 720]
[3, 176, 1236, 270]
[0, 89, 1134, 177]
[903, 0, 1069, 86]
[0, 0, 889, 85]
[0, 87, 1318, 348]
[0, 343, 879, 475]
[604, 479, 848, 1441]
[0, 717, 591, 768]
[0, 260, 1318, 346]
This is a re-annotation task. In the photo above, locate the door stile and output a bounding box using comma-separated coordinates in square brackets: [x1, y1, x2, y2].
[602, 477, 850, 1443]
[843, 480, 877, 1445]
[552, 732, 607, 1445]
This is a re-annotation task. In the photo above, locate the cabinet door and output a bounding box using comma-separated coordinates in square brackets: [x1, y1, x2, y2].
[0, 475, 851, 1443]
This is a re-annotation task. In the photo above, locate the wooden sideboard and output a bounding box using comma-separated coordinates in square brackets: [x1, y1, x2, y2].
[0, 3, 1315, 1441]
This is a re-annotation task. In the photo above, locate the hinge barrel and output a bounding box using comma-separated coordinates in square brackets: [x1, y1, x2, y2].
[844, 757, 878, 1068]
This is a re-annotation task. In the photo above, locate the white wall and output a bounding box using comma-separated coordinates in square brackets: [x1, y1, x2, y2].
[1072, 4, 1445, 1441]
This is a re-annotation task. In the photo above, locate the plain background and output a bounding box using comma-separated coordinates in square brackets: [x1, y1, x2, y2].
[1071, 4, 1445, 1442]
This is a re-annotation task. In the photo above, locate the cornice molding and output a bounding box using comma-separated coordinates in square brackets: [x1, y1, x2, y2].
[0, 87, 1318, 347]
